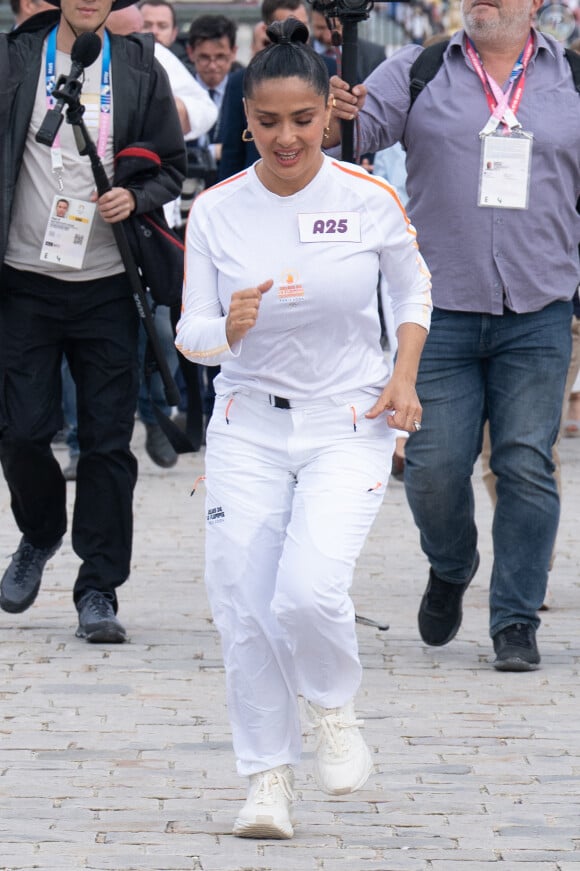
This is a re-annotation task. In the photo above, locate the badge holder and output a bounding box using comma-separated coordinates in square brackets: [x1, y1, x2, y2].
[478, 129, 533, 210]
[34, 34, 186, 427]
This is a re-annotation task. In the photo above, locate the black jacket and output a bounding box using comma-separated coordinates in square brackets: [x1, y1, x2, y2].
[0, 11, 186, 267]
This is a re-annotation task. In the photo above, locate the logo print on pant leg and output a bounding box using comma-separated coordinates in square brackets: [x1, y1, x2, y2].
[207, 506, 225, 524]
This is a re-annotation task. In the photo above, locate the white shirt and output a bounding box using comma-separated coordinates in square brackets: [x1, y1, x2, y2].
[154, 43, 217, 142]
[5, 43, 122, 280]
[176, 155, 432, 400]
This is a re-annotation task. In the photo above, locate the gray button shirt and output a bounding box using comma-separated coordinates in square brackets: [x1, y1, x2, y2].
[354, 29, 580, 314]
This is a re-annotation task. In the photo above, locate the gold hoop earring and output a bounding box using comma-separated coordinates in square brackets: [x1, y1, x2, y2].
[242, 128, 254, 143]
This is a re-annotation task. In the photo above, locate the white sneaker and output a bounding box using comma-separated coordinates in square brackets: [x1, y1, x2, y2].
[304, 699, 373, 795]
[232, 764, 295, 839]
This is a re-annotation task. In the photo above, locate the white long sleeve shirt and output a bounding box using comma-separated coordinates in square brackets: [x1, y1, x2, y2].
[176, 155, 432, 400]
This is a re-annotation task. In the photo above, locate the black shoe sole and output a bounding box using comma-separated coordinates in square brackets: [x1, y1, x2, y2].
[146, 452, 178, 469]
[75, 624, 127, 643]
[493, 656, 540, 672]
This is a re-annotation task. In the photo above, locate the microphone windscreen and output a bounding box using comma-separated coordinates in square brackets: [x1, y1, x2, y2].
[71, 32, 102, 69]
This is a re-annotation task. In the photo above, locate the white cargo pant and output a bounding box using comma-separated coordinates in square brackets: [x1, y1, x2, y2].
[203, 388, 393, 776]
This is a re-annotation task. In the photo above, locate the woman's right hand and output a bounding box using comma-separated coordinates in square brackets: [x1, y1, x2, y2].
[226, 279, 273, 346]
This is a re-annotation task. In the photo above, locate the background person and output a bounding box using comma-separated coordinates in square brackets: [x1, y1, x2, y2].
[176, 18, 431, 839]
[329, 0, 580, 671]
[107, 0, 217, 469]
[9, 0, 54, 27]
[139, 0, 176, 48]
[184, 13, 241, 167]
[0, 0, 185, 641]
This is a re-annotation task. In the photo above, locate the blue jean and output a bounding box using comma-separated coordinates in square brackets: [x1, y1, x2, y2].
[137, 299, 178, 425]
[404, 302, 572, 638]
[61, 358, 79, 457]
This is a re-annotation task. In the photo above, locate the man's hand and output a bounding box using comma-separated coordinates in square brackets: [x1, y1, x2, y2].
[92, 187, 136, 224]
[174, 96, 191, 135]
[330, 75, 367, 119]
[226, 280, 273, 346]
[325, 76, 368, 147]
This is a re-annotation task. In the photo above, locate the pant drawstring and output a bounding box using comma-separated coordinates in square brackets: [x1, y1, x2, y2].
[190, 474, 206, 496]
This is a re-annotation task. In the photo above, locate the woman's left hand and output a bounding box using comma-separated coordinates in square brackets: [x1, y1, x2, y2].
[365, 375, 423, 434]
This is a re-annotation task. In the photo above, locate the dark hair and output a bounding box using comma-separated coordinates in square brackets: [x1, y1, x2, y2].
[11, 0, 47, 15]
[138, 0, 176, 29]
[260, 0, 306, 25]
[244, 18, 329, 101]
[188, 14, 237, 50]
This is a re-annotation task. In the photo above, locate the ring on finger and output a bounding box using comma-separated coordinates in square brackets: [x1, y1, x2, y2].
[413, 420, 422, 432]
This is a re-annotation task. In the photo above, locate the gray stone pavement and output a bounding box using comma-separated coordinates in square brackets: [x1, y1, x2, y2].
[1, 422, 579, 871]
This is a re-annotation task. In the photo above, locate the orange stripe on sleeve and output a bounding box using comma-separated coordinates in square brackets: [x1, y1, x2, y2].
[330, 160, 410, 223]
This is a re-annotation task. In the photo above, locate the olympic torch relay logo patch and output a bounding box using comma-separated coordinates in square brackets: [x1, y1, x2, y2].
[278, 270, 304, 304]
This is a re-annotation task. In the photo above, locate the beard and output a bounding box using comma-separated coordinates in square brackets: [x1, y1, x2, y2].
[462, 2, 533, 47]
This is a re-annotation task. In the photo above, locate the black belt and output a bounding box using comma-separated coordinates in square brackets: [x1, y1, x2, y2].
[269, 394, 292, 409]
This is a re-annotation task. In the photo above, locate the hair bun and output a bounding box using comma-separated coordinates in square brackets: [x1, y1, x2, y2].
[266, 17, 309, 47]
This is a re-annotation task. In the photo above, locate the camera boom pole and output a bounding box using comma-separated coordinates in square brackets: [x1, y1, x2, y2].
[309, 0, 373, 163]
[340, 18, 359, 162]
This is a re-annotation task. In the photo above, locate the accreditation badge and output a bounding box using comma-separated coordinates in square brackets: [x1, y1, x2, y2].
[40, 196, 96, 269]
[478, 130, 533, 210]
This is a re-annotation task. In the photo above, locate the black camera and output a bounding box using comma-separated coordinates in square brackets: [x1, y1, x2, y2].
[309, 0, 375, 23]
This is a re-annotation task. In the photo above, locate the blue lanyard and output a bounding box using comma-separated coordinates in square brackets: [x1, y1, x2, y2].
[45, 26, 110, 155]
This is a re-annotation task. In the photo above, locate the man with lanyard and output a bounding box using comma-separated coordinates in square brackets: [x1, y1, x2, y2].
[0, 0, 185, 641]
[329, 0, 580, 670]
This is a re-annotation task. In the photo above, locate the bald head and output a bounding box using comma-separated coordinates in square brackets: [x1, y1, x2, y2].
[107, 4, 144, 34]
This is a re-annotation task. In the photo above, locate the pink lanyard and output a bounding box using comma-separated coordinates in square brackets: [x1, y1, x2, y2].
[46, 26, 111, 187]
[465, 33, 534, 134]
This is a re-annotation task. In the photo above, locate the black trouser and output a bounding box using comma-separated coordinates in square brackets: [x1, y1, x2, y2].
[0, 268, 140, 609]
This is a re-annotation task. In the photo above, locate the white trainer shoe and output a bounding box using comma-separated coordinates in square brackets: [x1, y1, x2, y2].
[304, 699, 374, 795]
[232, 764, 295, 839]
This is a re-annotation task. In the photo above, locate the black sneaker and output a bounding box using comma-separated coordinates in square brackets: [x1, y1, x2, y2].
[492, 623, 540, 672]
[418, 552, 480, 646]
[76, 591, 127, 643]
[145, 423, 178, 468]
[0, 537, 62, 613]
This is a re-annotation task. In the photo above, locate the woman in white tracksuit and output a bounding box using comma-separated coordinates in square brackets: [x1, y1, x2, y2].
[176, 18, 432, 840]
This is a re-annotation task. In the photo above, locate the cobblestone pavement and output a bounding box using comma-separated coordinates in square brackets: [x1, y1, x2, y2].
[1, 423, 579, 871]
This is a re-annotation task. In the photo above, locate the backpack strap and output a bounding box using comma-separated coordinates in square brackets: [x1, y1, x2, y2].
[565, 47, 580, 94]
[409, 40, 450, 108]
[410, 41, 580, 107]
